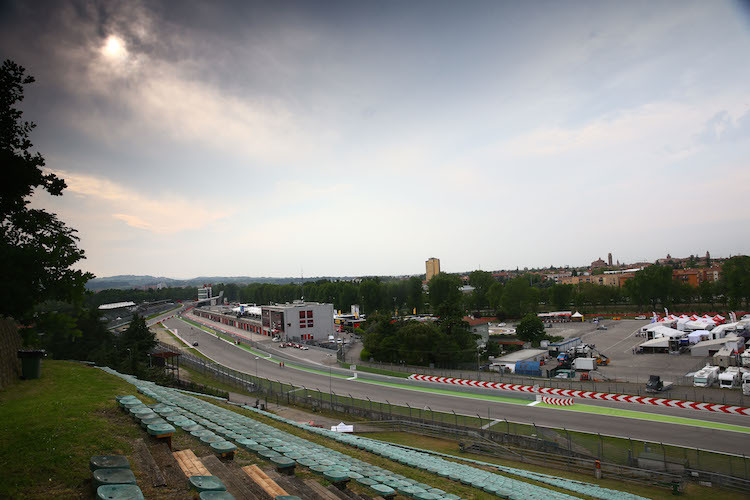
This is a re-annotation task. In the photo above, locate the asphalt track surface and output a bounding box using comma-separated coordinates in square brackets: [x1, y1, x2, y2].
[157, 310, 750, 455]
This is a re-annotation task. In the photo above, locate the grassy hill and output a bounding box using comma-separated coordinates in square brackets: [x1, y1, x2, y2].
[0, 361, 144, 498]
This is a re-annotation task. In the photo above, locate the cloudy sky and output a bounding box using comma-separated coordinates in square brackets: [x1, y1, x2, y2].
[3, 0, 750, 278]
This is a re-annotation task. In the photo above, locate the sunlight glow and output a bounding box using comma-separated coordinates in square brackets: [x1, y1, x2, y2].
[102, 35, 126, 59]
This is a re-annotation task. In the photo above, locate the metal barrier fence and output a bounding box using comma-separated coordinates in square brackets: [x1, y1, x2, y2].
[156, 341, 750, 492]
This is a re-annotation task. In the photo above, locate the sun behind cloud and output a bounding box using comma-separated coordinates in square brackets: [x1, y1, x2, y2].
[101, 35, 127, 60]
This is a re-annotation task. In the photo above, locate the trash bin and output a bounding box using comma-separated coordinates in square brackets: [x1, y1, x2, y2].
[17, 350, 46, 379]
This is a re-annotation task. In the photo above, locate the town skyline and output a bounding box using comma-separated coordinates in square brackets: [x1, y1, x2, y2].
[87, 249, 737, 288]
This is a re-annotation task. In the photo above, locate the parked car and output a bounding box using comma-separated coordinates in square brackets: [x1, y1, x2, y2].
[634, 315, 647, 320]
[596, 325, 608, 330]
[300, 346, 309, 350]
[271, 336, 280, 342]
[192, 342, 199, 347]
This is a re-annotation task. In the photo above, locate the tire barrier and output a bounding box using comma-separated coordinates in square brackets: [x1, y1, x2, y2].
[408, 374, 750, 416]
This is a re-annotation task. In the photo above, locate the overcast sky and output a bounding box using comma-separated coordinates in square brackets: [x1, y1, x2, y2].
[3, 0, 750, 278]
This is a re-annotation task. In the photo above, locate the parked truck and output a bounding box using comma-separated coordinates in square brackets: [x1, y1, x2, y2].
[573, 357, 596, 371]
[719, 367, 741, 389]
[645, 375, 673, 393]
[693, 365, 720, 387]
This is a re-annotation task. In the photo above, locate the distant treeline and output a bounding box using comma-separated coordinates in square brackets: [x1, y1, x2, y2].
[85, 274, 360, 291]
[86, 256, 750, 318]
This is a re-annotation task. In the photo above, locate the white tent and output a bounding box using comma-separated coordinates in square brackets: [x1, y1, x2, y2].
[639, 336, 670, 349]
[645, 325, 685, 340]
[687, 330, 710, 344]
[685, 319, 716, 331]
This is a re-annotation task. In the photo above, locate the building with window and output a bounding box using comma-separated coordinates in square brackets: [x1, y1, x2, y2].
[261, 302, 335, 342]
[193, 300, 335, 342]
[426, 257, 440, 281]
[198, 284, 213, 301]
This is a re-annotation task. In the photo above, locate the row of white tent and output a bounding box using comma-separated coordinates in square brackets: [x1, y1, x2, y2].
[639, 316, 749, 351]
[651, 313, 729, 331]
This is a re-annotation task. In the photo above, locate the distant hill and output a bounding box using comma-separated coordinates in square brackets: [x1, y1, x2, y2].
[85, 274, 352, 291]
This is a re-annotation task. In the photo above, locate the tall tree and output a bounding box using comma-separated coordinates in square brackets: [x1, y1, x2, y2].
[468, 270, 495, 310]
[405, 276, 425, 314]
[427, 272, 463, 318]
[516, 313, 546, 346]
[698, 280, 714, 308]
[624, 265, 676, 309]
[501, 276, 538, 318]
[720, 256, 750, 309]
[0, 60, 92, 322]
[118, 315, 157, 375]
[550, 284, 573, 310]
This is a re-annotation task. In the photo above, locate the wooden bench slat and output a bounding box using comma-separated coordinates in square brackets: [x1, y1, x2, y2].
[242, 465, 288, 498]
[173, 449, 210, 477]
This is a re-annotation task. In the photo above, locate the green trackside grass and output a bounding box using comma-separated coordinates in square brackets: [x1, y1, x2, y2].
[145, 304, 181, 320]
[151, 322, 213, 362]
[0, 361, 151, 499]
[340, 362, 411, 378]
[362, 432, 747, 500]
[179, 364, 252, 396]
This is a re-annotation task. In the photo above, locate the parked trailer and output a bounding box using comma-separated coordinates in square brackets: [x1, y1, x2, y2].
[742, 371, 750, 396]
[719, 367, 741, 389]
[573, 357, 596, 371]
[547, 337, 582, 356]
[693, 365, 720, 387]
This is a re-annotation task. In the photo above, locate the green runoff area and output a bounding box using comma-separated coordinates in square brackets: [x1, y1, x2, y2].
[175, 316, 750, 435]
[535, 402, 750, 434]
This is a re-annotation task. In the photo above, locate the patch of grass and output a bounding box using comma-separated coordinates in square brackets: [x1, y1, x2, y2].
[145, 304, 181, 320]
[179, 365, 251, 397]
[187, 347, 212, 361]
[351, 365, 411, 378]
[0, 361, 152, 499]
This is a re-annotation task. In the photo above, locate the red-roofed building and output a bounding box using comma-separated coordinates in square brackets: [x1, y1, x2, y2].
[463, 316, 492, 344]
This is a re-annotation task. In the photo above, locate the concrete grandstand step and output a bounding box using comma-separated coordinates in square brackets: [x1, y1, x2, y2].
[326, 484, 362, 500]
[263, 470, 310, 500]
[132, 438, 166, 487]
[146, 442, 189, 491]
[302, 479, 345, 500]
[201, 454, 260, 500]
